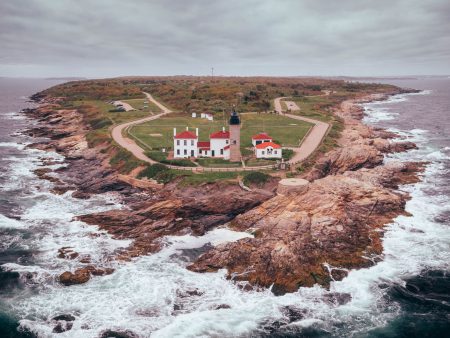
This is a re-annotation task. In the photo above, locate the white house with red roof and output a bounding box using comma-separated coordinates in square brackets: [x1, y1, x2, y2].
[173, 127, 230, 159]
[251, 133, 273, 146]
[251, 132, 282, 159]
[255, 141, 282, 159]
[173, 127, 198, 158]
[209, 128, 230, 159]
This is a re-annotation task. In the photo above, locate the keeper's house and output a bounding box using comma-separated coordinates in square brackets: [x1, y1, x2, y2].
[251, 132, 283, 159]
[173, 127, 198, 158]
[173, 127, 230, 159]
[255, 142, 282, 159]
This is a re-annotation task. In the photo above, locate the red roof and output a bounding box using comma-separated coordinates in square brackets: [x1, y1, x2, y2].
[210, 130, 230, 139]
[197, 141, 210, 150]
[255, 141, 281, 149]
[224, 145, 230, 150]
[252, 133, 273, 140]
[174, 130, 197, 139]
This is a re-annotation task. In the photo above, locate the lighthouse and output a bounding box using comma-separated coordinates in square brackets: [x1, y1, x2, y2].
[229, 107, 241, 162]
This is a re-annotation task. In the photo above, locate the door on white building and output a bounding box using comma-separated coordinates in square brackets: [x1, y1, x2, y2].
[191, 150, 194, 157]
[212, 150, 215, 157]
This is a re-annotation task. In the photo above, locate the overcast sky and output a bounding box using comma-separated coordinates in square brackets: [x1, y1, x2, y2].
[1, 0, 449, 77]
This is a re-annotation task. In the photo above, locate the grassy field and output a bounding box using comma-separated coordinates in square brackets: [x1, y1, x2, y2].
[37, 77, 401, 177]
[127, 112, 312, 151]
[196, 158, 242, 168]
[121, 98, 161, 113]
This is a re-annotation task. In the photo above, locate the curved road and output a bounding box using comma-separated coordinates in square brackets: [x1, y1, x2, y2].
[274, 97, 330, 163]
[111, 92, 172, 164]
[111, 94, 329, 171]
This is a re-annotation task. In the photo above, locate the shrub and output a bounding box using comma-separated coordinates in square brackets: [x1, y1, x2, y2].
[137, 163, 168, 179]
[145, 151, 167, 162]
[109, 108, 125, 112]
[89, 118, 112, 130]
[282, 149, 294, 161]
[243, 171, 271, 187]
[154, 170, 177, 184]
[109, 147, 142, 173]
[161, 158, 196, 167]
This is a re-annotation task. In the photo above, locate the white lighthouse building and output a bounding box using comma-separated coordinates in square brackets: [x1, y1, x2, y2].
[173, 127, 198, 158]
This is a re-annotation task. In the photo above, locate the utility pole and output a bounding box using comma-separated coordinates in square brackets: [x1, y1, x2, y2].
[211, 67, 214, 79]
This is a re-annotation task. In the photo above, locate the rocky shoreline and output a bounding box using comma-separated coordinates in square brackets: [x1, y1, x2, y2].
[23, 89, 423, 293]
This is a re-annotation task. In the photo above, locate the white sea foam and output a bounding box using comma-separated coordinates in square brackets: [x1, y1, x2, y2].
[0, 214, 26, 229]
[3, 86, 448, 337]
[1, 111, 27, 120]
[13, 164, 450, 338]
[0, 141, 29, 150]
[363, 107, 399, 123]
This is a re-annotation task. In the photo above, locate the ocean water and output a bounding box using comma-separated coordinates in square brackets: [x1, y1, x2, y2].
[0, 77, 448, 338]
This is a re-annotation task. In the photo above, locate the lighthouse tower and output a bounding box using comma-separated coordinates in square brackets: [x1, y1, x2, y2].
[229, 108, 241, 162]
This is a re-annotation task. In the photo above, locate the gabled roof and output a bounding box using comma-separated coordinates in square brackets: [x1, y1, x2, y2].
[197, 141, 210, 150]
[252, 133, 273, 140]
[255, 141, 281, 149]
[174, 130, 197, 139]
[210, 130, 230, 139]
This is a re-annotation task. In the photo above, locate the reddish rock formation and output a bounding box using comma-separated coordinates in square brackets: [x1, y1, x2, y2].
[188, 94, 425, 294]
[78, 182, 276, 258]
[28, 88, 423, 294]
[59, 266, 114, 286]
[189, 163, 422, 294]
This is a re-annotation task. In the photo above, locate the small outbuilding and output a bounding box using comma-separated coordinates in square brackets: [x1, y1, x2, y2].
[255, 141, 282, 159]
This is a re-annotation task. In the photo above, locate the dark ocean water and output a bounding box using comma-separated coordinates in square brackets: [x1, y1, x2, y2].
[0, 77, 448, 338]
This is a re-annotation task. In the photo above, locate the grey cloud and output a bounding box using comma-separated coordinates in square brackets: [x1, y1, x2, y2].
[0, 0, 449, 77]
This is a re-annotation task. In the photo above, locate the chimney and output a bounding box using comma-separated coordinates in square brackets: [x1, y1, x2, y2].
[173, 128, 176, 136]
[196, 128, 199, 136]
[222, 126, 225, 132]
[186, 126, 189, 131]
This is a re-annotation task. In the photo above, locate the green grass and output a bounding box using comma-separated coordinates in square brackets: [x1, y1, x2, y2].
[243, 171, 271, 187]
[127, 113, 312, 152]
[121, 98, 161, 113]
[137, 163, 168, 179]
[245, 158, 277, 167]
[196, 158, 241, 168]
[178, 171, 239, 186]
[109, 146, 144, 174]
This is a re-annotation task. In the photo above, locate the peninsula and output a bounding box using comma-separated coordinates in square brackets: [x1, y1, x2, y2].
[25, 76, 422, 294]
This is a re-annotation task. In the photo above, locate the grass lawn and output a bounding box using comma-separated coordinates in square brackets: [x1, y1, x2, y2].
[196, 158, 241, 168]
[121, 98, 161, 113]
[245, 158, 277, 166]
[127, 112, 312, 151]
[71, 100, 151, 124]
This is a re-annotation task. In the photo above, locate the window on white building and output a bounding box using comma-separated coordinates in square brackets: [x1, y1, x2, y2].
[184, 140, 187, 146]
[262, 151, 265, 155]
[177, 140, 180, 146]
[226, 140, 229, 144]
[191, 140, 194, 146]
[177, 149, 180, 155]
[274, 150, 277, 154]
[184, 149, 187, 155]
[220, 149, 223, 155]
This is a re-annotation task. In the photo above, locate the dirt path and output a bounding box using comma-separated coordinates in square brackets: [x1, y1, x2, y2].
[111, 93, 172, 164]
[113, 100, 135, 112]
[273, 97, 330, 164]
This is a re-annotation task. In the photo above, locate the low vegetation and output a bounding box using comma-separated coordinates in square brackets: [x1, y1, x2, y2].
[196, 158, 241, 168]
[243, 171, 271, 187]
[128, 113, 312, 153]
[37, 76, 399, 180]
